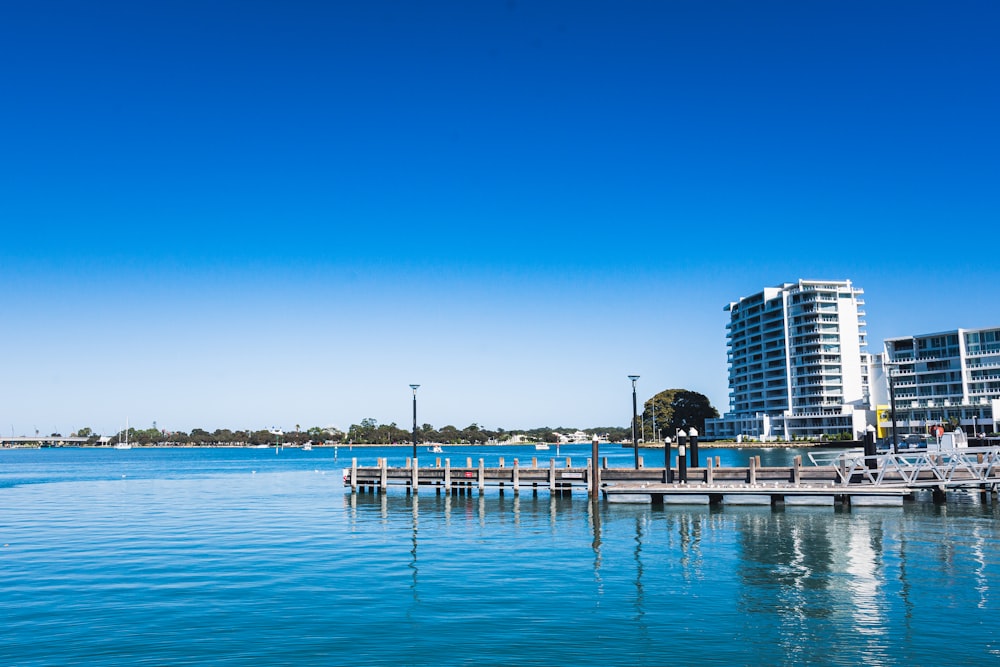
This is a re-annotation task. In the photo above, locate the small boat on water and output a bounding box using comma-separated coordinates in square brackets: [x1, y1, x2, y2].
[427, 445, 444, 453]
[302, 441, 313, 451]
[115, 419, 132, 450]
[534, 443, 550, 451]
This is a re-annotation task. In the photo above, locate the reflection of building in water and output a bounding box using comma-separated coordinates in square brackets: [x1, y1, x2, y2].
[733, 511, 902, 664]
[736, 510, 835, 662]
[836, 516, 891, 663]
[737, 512, 835, 604]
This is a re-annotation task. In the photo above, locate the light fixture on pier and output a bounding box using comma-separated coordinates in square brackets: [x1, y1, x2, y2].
[409, 384, 420, 462]
[628, 375, 640, 470]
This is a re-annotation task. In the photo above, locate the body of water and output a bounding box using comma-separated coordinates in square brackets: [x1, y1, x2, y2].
[2, 446, 998, 666]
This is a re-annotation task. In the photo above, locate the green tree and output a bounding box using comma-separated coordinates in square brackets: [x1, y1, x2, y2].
[418, 423, 438, 443]
[347, 418, 379, 443]
[642, 388, 719, 438]
[438, 425, 460, 443]
[189, 428, 212, 445]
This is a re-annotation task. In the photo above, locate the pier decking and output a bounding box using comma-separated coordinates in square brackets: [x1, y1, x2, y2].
[344, 447, 1000, 507]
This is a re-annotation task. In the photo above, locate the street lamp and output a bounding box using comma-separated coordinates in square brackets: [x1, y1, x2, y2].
[628, 375, 640, 469]
[409, 384, 420, 462]
[887, 367, 899, 454]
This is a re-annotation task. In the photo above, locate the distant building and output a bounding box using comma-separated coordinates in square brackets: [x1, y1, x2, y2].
[875, 327, 1000, 437]
[705, 279, 871, 441]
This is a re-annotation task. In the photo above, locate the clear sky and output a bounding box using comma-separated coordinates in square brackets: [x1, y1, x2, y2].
[2, 1, 998, 437]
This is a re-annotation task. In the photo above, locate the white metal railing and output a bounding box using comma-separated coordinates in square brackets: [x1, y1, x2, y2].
[810, 446, 1000, 488]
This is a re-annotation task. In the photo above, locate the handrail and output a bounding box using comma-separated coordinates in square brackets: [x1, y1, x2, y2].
[826, 446, 1000, 488]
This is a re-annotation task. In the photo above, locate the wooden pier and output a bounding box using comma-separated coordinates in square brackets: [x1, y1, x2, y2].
[344, 448, 1000, 508]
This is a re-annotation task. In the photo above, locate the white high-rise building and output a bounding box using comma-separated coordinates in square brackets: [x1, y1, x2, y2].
[874, 327, 1000, 436]
[706, 279, 871, 441]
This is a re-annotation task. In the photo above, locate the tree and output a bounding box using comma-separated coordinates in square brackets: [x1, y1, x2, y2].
[418, 423, 438, 443]
[189, 428, 212, 445]
[438, 425, 460, 444]
[642, 389, 719, 438]
[348, 418, 380, 443]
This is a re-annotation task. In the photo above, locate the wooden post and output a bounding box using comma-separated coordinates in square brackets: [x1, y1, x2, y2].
[351, 457, 358, 492]
[444, 458, 452, 494]
[549, 458, 556, 493]
[435, 457, 441, 468]
[566, 457, 572, 468]
[466, 457, 472, 468]
[532, 456, 538, 468]
[590, 436, 599, 498]
[839, 454, 848, 486]
[706, 457, 714, 485]
[499, 457, 505, 468]
[749, 457, 757, 485]
[411, 456, 419, 494]
[638, 455, 644, 469]
[380, 457, 388, 493]
[793, 455, 801, 486]
[478, 458, 485, 494]
[513, 458, 520, 495]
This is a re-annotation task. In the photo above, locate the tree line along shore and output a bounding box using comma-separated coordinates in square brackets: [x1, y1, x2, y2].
[35, 388, 725, 448]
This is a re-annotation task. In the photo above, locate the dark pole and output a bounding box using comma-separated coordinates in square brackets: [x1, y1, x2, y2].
[677, 429, 688, 483]
[689, 427, 699, 469]
[665, 433, 674, 483]
[864, 425, 877, 470]
[888, 370, 899, 455]
[410, 384, 420, 462]
[628, 375, 640, 470]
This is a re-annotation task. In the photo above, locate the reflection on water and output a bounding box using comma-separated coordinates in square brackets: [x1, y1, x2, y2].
[344, 489, 1000, 665]
[5, 446, 997, 666]
[633, 514, 646, 633]
[410, 495, 419, 607]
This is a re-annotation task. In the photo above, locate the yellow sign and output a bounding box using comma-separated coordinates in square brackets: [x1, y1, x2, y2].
[876, 405, 890, 439]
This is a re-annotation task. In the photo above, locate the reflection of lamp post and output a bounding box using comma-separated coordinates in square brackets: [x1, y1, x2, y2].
[628, 375, 640, 469]
[409, 384, 420, 462]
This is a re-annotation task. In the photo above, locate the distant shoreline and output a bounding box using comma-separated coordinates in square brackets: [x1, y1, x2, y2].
[3, 440, 858, 450]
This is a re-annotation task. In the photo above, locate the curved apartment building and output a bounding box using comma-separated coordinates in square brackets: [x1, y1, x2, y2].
[706, 279, 871, 441]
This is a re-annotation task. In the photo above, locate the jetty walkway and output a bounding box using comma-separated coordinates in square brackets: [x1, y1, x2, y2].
[344, 446, 1000, 507]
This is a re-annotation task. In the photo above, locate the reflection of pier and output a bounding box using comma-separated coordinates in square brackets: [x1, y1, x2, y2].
[345, 448, 1000, 507]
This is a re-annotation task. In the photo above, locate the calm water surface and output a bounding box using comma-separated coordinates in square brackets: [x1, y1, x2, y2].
[2, 446, 998, 666]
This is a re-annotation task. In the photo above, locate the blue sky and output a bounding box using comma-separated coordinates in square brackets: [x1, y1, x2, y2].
[2, 1, 998, 436]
